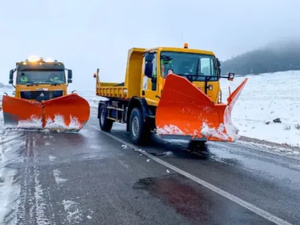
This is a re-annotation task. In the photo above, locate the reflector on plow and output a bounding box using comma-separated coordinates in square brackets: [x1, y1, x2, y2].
[155, 74, 248, 142]
[2, 94, 90, 132]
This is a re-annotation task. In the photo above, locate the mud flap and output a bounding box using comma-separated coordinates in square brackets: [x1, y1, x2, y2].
[2, 94, 90, 131]
[155, 74, 247, 141]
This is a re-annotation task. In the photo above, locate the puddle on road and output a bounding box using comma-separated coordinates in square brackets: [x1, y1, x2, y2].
[133, 174, 258, 224]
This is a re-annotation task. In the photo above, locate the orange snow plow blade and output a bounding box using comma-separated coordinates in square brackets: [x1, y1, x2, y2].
[2, 94, 90, 131]
[2, 95, 44, 128]
[43, 94, 90, 131]
[156, 74, 248, 141]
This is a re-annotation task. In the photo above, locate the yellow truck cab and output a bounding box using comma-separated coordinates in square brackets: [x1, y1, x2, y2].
[9, 57, 73, 102]
[94, 44, 242, 146]
[141, 44, 224, 106]
[3, 56, 91, 131]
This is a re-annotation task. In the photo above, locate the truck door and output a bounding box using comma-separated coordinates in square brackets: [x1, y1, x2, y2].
[141, 52, 159, 106]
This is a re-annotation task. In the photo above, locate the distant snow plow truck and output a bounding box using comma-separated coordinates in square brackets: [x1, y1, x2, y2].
[2, 56, 90, 131]
[94, 44, 247, 145]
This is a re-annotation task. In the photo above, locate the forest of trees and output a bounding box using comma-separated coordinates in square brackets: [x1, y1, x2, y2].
[220, 40, 300, 76]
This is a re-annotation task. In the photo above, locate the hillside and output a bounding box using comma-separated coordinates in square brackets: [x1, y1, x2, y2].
[0, 82, 12, 89]
[221, 40, 300, 75]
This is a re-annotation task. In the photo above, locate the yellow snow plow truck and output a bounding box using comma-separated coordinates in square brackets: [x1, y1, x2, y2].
[94, 44, 247, 145]
[2, 56, 90, 131]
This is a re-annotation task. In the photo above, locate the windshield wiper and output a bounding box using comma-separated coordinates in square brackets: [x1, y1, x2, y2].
[26, 82, 37, 86]
[50, 81, 61, 86]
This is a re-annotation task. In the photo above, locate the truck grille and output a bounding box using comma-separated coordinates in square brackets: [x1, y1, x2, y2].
[20, 90, 63, 100]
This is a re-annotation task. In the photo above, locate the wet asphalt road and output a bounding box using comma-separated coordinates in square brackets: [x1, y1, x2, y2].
[1, 109, 300, 225]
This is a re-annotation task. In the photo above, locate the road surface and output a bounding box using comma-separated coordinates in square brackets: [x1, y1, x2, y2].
[1, 109, 300, 225]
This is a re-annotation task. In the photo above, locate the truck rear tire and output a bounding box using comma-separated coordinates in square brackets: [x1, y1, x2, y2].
[99, 104, 113, 131]
[129, 107, 150, 145]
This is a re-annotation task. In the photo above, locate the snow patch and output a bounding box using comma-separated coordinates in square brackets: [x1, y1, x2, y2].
[48, 155, 56, 162]
[157, 124, 184, 135]
[53, 169, 67, 185]
[62, 200, 83, 224]
[6, 116, 43, 129]
[201, 123, 230, 141]
[45, 115, 81, 130]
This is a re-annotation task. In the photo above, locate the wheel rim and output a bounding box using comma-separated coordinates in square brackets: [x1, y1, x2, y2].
[100, 109, 105, 125]
[132, 117, 139, 137]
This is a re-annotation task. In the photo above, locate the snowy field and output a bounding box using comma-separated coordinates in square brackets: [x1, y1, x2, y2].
[220, 70, 300, 147]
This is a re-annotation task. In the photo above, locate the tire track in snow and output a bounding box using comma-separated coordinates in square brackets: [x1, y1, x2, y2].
[16, 133, 54, 225]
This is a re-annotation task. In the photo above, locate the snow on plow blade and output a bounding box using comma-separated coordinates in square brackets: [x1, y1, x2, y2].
[2, 94, 90, 131]
[2, 95, 43, 128]
[156, 74, 248, 142]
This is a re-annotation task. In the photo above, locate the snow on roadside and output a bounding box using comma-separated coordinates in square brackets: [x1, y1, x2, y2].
[0, 88, 22, 224]
[220, 70, 300, 148]
[0, 129, 23, 224]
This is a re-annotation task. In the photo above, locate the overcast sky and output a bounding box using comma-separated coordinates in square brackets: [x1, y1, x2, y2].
[1, 0, 300, 89]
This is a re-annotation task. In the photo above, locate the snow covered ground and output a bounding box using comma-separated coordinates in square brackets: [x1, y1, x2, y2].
[220, 70, 300, 147]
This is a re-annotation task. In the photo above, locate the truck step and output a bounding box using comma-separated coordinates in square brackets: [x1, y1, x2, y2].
[107, 116, 122, 122]
[107, 106, 124, 112]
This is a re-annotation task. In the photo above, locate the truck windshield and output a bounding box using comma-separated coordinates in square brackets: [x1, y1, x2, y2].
[17, 70, 66, 84]
[160, 51, 218, 81]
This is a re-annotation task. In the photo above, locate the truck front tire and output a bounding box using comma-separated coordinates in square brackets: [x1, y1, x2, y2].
[99, 104, 113, 131]
[129, 107, 150, 145]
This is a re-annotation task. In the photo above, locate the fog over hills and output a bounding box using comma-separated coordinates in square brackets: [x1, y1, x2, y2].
[221, 39, 300, 75]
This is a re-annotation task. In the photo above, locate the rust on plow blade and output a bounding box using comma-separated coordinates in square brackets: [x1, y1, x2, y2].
[155, 74, 248, 141]
[2, 94, 90, 131]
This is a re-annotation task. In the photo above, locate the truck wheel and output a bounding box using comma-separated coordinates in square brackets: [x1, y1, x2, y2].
[99, 104, 113, 131]
[129, 107, 150, 145]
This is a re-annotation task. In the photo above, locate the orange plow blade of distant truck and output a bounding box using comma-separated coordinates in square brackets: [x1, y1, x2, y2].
[2, 93, 90, 131]
[155, 74, 248, 141]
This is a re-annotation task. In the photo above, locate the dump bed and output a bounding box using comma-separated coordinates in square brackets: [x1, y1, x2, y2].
[95, 81, 128, 99]
[95, 48, 146, 100]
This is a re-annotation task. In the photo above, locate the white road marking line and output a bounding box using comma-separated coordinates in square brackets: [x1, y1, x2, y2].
[118, 159, 129, 169]
[88, 124, 292, 225]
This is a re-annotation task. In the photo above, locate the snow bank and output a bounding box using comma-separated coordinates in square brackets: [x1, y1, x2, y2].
[220, 70, 300, 147]
[70, 89, 106, 109]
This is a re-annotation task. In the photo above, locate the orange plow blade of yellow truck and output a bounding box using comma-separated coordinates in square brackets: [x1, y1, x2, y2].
[2, 93, 90, 131]
[155, 74, 248, 141]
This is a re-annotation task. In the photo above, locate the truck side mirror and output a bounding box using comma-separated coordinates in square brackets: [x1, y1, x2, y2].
[216, 58, 221, 67]
[144, 53, 154, 78]
[67, 70, 72, 83]
[228, 72, 234, 81]
[9, 70, 14, 84]
[216, 58, 221, 75]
